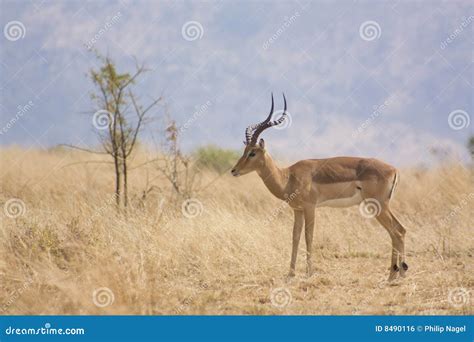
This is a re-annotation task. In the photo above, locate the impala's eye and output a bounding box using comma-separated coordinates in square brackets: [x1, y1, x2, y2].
[248, 151, 256, 157]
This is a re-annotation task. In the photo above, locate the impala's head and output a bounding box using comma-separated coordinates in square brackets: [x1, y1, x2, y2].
[231, 93, 287, 177]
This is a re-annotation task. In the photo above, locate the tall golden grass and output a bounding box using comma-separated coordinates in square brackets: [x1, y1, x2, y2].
[0, 147, 472, 315]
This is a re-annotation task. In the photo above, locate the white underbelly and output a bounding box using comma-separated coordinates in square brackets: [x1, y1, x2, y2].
[316, 191, 363, 208]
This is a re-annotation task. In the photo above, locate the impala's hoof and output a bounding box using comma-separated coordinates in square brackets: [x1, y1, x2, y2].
[287, 271, 295, 278]
[388, 265, 399, 282]
[399, 262, 408, 278]
[387, 273, 398, 282]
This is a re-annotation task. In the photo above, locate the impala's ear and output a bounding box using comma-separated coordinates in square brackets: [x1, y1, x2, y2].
[258, 138, 265, 149]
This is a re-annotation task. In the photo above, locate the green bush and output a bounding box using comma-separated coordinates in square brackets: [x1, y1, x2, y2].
[194, 145, 240, 173]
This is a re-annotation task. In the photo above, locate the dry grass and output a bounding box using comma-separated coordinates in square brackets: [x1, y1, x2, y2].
[0, 147, 473, 315]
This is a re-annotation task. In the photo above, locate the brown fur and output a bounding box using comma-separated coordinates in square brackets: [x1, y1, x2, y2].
[232, 142, 407, 281]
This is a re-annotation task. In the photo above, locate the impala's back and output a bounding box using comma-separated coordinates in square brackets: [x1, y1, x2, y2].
[287, 157, 398, 209]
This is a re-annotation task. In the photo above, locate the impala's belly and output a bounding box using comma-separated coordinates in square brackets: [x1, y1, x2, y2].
[314, 182, 363, 208]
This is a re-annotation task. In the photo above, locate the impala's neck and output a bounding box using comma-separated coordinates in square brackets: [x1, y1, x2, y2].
[256, 152, 288, 200]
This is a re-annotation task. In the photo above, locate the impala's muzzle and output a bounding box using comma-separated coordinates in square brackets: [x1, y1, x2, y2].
[231, 168, 240, 177]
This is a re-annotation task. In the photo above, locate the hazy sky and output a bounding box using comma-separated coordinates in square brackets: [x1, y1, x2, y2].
[0, 0, 472, 166]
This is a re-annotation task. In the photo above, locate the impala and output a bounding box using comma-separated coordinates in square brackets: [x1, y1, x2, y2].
[231, 94, 408, 281]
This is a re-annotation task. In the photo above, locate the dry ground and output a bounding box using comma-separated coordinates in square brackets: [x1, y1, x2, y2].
[0, 147, 473, 315]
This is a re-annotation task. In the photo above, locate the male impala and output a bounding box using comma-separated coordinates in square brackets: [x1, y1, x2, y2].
[231, 94, 408, 281]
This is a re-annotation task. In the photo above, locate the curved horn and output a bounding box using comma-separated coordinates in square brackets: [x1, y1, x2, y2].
[248, 93, 288, 146]
[269, 92, 287, 126]
[245, 93, 274, 144]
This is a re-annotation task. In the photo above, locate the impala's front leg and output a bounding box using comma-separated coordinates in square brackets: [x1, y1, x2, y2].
[304, 206, 316, 277]
[288, 209, 304, 277]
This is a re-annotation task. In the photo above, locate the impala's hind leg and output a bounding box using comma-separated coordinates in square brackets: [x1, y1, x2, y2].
[376, 207, 403, 281]
[388, 210, 408, 277]
[303, 206, 316, 277]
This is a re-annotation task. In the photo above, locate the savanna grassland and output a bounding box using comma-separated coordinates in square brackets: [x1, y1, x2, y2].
[0, 147, 473, 315]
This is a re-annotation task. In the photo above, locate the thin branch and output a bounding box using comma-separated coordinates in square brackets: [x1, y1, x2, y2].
[60, 160, 113, 169]
[128, 156, 166, 170]
[59, 144, 109, 155]
[127, 92, 161, 157]
[119, 64, 147, 92]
